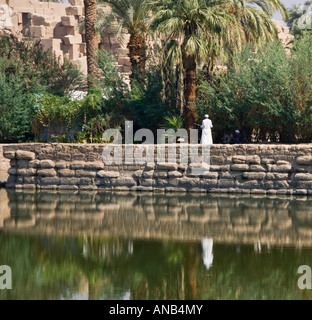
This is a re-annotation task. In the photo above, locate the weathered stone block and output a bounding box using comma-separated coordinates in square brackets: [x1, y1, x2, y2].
[40, 160, 55, 168]
[168, 171, 183, 178]
[165, 187, 187, 192]
[75, 170, 96, 178]
[58, 169, 75, 177]
[276, 160, 291, 165]
[23, 177, 37, 185]
[60, 177, 80, 185]
[296, 156, 312, 165]
[294, 181, 312, 189]
[219, 172, 235, 180]
[295, 173, 312, 181]
[140, 178, 156, 187]
[275, 180, 289, 188]
[16, 168, 37, 176]
[246, 155, 261, 165]
[63, 34, 82, 45]
[270, 164, 292, 173]
[37, 169, 57, 177]
[10, 159, 17, 167]
[260, 180, 274, 189]
[232, 155, 246, 164]
[261, 158, 275, 164]
[231, 164, 249, 171]
[80, 178, 92, 185]
[235, 180, 259, 189]
[210, 156, 226, 165]
[132, 170, 143, 178]
[65, 6, 83, 16]
[17, 160, 30, 168]
[61, 15, 76, 27]
[40, 177, 60, 185]
[242, 172, 266, 180]
[29, 159, 40, 168]
[70, 161, 86, 169]
[3, 151, 15, 159]
[55, 161, 67, 169]
[199, 179, 218, 189]
[153, 171, 168, 178]
[29, 26, 45, 38]
[157, 163, 178, 171]
[266, 173, 289, 180]
[249, 165, 266, 172]
[84, 161, 104, 170]
[97, 171, 120, 178]
[16, 150, 35, 160]
[8, 168, 17, 175]
[142, 171, 154, 178]
[112, 177, 136, 187]
[56, 153, 71, 161]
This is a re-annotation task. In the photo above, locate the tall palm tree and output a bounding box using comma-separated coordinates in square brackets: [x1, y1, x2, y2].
[150, 0, 289, 132]
[97, 0, 150, 88]
[84, 0, 98, 90]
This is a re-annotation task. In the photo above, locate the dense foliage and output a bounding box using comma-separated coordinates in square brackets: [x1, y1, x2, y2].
[197, 34, 312, 143]
[0, 33, 82, 142]
[2, 0, 312, 144]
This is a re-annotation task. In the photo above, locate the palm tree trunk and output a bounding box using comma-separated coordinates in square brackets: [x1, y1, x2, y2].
[84, 0, 98, 90]
[183, 54, 197, 132]
[127, 31, 146, 88]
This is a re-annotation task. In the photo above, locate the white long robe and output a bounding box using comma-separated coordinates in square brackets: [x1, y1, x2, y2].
[200, 118, 213, 145]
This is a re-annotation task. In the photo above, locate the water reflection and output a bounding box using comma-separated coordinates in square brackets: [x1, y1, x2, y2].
[2, 189, 312, 247]
[1, 189, 312, 300]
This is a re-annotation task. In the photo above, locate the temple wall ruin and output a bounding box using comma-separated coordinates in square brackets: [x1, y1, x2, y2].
[0, 0, 131, 83]
[2, 143, 312, 195]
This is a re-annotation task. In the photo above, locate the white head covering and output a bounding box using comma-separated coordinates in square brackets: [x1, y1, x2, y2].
[235, 130, 240, 133]
[205, 114, 209, 118]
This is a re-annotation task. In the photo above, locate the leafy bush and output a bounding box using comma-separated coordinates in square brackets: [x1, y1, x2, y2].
[197, 36, 312, 143]
[0, 33, 82, 96]
[31, 93, 82, 142]
[0, 33, 83, 142]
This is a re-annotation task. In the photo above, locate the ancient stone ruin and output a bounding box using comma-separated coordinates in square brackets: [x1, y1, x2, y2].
[0, 0, 131, 85]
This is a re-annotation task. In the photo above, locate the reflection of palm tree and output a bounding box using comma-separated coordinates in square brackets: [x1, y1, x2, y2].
[185, 242, 200, 300]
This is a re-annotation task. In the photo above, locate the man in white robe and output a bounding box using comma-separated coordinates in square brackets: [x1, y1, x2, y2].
[200, 114, 213, 145]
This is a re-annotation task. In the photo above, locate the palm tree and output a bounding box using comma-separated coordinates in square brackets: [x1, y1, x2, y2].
[150, 0, 289, 132]
[84, 0, 98, 90]
[97, 0, 150, 88]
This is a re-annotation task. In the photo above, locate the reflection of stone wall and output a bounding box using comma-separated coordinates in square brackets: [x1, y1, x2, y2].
[0, 189, 10, 227]
[0, 145, 10, 187]
[3, 143, 312, 195]
[2, 189, 312, 246]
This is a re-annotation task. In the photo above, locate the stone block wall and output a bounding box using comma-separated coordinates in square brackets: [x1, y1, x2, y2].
[2, 143, 312, 195]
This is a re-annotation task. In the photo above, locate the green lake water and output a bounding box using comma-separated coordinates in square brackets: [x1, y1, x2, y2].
[0, 188, 312, 300]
